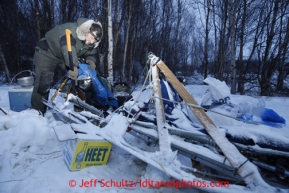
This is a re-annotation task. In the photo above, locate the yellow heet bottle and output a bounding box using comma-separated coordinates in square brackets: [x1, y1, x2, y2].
[75, 142, 88, 162]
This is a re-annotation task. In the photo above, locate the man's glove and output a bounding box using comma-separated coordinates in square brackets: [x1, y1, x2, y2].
[86, 60, 96, 70]
[68, 66, 78, 84]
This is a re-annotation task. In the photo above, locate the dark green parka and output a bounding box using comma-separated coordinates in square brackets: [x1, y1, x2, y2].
[34, 18, 101, 69]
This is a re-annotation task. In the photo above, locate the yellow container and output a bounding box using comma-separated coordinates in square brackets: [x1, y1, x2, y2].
[54, 124, 112, 171]
[63, 139, 112, 170]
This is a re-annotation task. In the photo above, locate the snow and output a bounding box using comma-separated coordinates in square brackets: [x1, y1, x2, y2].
[0, 81, 289, 193]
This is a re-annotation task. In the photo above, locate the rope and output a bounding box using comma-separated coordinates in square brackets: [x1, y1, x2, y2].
[234, 159, 249, 175]
[0, 107, 7, 115]
[129, 66, 151, 110]
[128, 64, 149, 97]
[122, 64, 154, 127]
[110, 66, 151, 126]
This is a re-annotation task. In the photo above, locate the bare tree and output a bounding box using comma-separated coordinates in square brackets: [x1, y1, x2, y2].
[98, 52, 106, 76]
[173, 0, 183, 73]
[237, 0, 248, 94]
[121, 0, 132, 82]
[107, 0, 114, 85]
[7, 0, 289, 97]
[258, 1, 280, 96]
[203, 0, 211, 79]
[275, 2, 289, 91]
[113, 0, 125, 66]
[34, 0, 41, 41]
[0, 45, 11, 83]
[128, 32, 135, 84]
[215, 0, 229, 81]
[229, 0, 237, 94]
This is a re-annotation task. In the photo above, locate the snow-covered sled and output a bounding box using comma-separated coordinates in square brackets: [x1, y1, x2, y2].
[43, 54, 289, 192]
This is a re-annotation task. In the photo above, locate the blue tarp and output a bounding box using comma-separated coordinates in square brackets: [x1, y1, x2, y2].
[160, 80, 180, 115]
[129, 79, 182, 123]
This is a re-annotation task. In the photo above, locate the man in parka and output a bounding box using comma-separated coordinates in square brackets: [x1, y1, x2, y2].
[31, 18, 102, 114]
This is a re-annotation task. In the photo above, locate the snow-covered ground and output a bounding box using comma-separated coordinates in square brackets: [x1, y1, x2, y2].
[0, 78, 288, 193]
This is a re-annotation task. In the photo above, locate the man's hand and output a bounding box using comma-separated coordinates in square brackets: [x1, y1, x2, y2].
[86, 60, 96, 70]
[69, 66, 78, 84]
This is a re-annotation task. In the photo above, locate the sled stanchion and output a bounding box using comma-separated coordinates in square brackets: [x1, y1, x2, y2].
[151, 64, 171, 153]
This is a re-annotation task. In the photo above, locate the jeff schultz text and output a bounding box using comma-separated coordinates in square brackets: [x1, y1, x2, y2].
[71, 178, 230, 189]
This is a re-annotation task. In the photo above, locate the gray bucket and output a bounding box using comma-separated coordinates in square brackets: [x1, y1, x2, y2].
[17, 76, 34, 87]
[11, 70, 35, 87]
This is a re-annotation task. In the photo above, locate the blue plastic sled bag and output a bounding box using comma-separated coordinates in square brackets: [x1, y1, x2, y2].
[99, 77, 118, 108]
[261, 108, 286, 124]
[77, 64, 118, 108]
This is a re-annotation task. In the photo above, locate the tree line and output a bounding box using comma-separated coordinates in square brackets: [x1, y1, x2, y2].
[0, 0, 288, 96]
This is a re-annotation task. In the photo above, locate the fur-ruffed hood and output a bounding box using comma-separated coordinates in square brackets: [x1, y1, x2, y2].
[76, 18, 102, 48]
